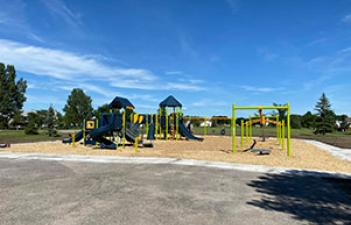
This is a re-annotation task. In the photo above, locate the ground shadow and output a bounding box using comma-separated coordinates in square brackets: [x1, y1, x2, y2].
[247, 170, 351, 224]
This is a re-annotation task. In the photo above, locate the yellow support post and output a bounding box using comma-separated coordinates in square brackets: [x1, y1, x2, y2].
[155, 111, 159, 140]
[159, 108, 162, 138]
[232, 104, 236, 154]
[287, 102, 291, 156]
[249, 116, 253, 142]
[134, 137, 139, 153]
[122, 110, 126, 148]
[281, 120, 285, 150]
[72, 133, 76, 148]
[146, 114, 149, 139]
[245, 121, 249, 144]
[240, 120, 244, 147]
[165, 108, 168, 140]
[83, 119, 86, 146]
[276, 115, 279, 143]
[96, 119, 99, 147]
[176, 108, 179, 140]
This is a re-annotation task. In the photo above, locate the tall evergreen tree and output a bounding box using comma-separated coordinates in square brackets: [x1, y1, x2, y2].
[63, 88, 93, 128]
[46, 105, 57, 136]
[314, 93, 336, 135]
[25, 112, 39, 135]
[0, 63, 27, 128]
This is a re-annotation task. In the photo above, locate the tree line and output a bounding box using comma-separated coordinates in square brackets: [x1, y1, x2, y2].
[0, 63, 349, 136]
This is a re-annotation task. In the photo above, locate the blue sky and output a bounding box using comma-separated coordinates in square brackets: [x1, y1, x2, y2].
[0, 0, 350, 116]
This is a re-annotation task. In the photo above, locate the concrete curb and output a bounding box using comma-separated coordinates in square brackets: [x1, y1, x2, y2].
[304, 140, 351, 161]
[0, 151, 350, 179]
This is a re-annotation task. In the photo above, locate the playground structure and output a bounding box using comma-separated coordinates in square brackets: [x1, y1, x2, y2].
[62, 94, 291, 157]
[63, 95, 202, 150]
[231, 104, 291, 156]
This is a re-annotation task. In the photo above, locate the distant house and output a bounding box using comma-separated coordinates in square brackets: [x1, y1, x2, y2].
[200, 120, 212, 127]
[336, 117, 351, 131]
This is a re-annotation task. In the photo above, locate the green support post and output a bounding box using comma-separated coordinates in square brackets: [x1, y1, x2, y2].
[232, 104, 236, 154]
[282, 122, 285, 147]
[245, 121, 249, 144]
[159, 108, 162, 138]
[276, 115, 279, 143]
[83, 119, 86, 146]
[249, 116, 253, 142]
[240, 120, 244, 147]
[165, 108, 168, 140]
[96, 119, 99, 147]
[287, 103, 291, 156]
[146, 114, 149, 139]
[122, 110, 126, 148]
[176, 108, 179, 140]
[72, 133, 76, 148]
[155, 113, 158, 140]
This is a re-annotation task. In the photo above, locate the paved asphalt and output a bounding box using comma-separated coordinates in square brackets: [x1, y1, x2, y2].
[0, 158, 351, 225]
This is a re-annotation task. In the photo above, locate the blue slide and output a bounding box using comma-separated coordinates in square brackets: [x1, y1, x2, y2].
[178, 122, 203, 141]
[62, 130, 84, 144]
[89, 115, 115, 148]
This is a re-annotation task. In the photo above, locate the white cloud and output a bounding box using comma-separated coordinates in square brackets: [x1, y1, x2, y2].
[41, 0, 82, 27]
[192, 99, 227, 107]
[240, 85, 284, 93]
[0, 39, 154, 81]
[0, 39, 204, 91]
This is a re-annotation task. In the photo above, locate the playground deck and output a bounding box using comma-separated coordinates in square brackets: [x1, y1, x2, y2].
[5, 136, 351, 173]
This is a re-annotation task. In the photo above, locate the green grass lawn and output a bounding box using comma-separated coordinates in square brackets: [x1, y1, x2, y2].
[1, 127, 350, 148]
[0, 130, 68, 144]
[192, 126, 351, 148]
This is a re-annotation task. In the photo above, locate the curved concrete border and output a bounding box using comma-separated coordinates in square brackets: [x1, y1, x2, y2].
[304, 140, 351, 161]
[0, 151, 350, 179]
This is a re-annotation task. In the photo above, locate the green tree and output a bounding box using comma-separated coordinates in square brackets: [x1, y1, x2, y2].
[290, 114, 302, 129]
[0, 63, 27, 128]
[301, 111, 316, 128]
[63, 88, 93, 128]
[34, 109, 48, 128]
[46, 105, 57, 136]
[25, 112, 39, 135]
[314, 93, 336, 135]
[93, 104, 110, 119]
[273, 103, 288, 121]
[56, 111, 65, 129]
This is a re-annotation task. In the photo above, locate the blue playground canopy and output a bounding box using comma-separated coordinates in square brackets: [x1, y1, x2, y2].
[109, 96, 135, 109]
[159, 95, 182, 108]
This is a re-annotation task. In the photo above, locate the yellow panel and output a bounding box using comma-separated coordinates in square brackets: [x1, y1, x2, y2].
[86, 121, 95, 129]
[139, 115, 144, 124]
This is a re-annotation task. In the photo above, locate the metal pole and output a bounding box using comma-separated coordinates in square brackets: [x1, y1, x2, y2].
[176, 108, 179, 140]
[83, 119, 86, 146]
[282, 120, 285, 150]
[72, 133, 76, 148]
[240, 120, 244, 147]
[232, 104, 236, 154]
[287, 102, 291, 156]
[165, 108, 168, 140]
[245, 121, 249, 144]
[122, 110, 126, 148]
[249, 116, 252, 142]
